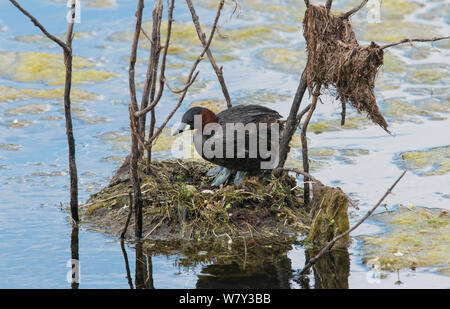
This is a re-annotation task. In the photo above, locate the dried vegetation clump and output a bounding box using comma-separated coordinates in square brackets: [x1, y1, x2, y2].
[303, 5, 388, 132]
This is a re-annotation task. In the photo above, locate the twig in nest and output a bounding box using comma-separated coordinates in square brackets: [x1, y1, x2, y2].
[381, 36, 450, 50]
[299, 170, 407, 275]
[144, 214, 168, 239]
[274, 167, 323, 187]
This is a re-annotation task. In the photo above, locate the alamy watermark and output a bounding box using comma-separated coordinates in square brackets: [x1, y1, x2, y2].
[66, 0, 81, 24]
[66, 259, 81, 284]
[366, 0, 381, 23]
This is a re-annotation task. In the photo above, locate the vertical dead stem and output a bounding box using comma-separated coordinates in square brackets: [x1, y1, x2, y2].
[129, 0, 145, 238]
[301, 84, 321, 206]
[277, 71, 308, 169]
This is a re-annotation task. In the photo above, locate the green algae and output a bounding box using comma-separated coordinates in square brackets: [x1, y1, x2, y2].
[406, 47, 432, 60]
[2, 119, 34, 129]
[381, 53, 406, 73]
[380, 0, 423, 20]
[14, 31, 94, 43]
[0, 85, 100, 103]
[360, 205, 450, 274]
[358, 21, 438, 43]
[405, 64, 450, 85]
[109, 20, 287, 60]
[383, 97, 450, 123]
[397, 146, 450, 176]
[52, 0, 119, 8]
[418, 2, 450, 22]
[5, 103, 50, 116]
[234, 90, 291, 106]
[284, 144, 370, 171]
[257, 47, 307, 75]
[0, 52, 116, 86]
[190, 99, 226, 114]
[71, 107, 107, 125]
[308, 116, 370, 134]
[0, 144, 22, 151]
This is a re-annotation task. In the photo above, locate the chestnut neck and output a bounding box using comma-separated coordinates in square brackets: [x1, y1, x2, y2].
[200, 108, 218, 129]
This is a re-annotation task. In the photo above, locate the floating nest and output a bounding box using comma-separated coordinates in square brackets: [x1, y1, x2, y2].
[303, 4, 388, 132]
[81, 159, 311, 242]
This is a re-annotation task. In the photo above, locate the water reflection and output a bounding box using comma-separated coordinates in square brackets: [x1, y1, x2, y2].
[120, 239, 133, 289]
[117, 238, 347, 289]
[196, 257, 292, 289]
[307, 248, 350, 289]
[135, 242, 154, 289]
[70, 226, 79, 289]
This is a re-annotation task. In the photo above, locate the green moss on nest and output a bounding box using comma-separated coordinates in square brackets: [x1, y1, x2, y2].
[81, 160, 310, 241]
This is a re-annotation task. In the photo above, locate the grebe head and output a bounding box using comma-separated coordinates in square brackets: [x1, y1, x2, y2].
[173, 107, 218, 136]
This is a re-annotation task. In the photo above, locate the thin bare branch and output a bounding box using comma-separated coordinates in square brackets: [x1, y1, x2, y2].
[381, 36, 450, 50]
[140, 0, 163, 138]
[140, 27, 154, 45]
[9, 0, 69, 53]
[339, 0, 368, 20]
[145, 0, 224, 145]
[186, 0, 232, 108]
[277, 71, 308, 169]
[304, 0, 310, 7]
[299, 170, 407, 275]
[135, 0, 175, 118]
[296, 103, 312, 127]
[274, 167, 323, 187]
[165, 71, 200, 94]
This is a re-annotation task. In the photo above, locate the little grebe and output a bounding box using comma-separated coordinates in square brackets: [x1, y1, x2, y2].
[173, 105, 283, 186]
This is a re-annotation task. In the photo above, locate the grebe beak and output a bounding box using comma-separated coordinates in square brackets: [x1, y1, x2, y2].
[172, 122, 189, 136]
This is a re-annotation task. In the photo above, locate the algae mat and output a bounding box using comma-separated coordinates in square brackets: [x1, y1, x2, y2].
[360, 205, 450, 275]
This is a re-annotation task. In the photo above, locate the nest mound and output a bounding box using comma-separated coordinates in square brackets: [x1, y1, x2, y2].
[81, 160, 310, 241]
[303, 5, 388, 132]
